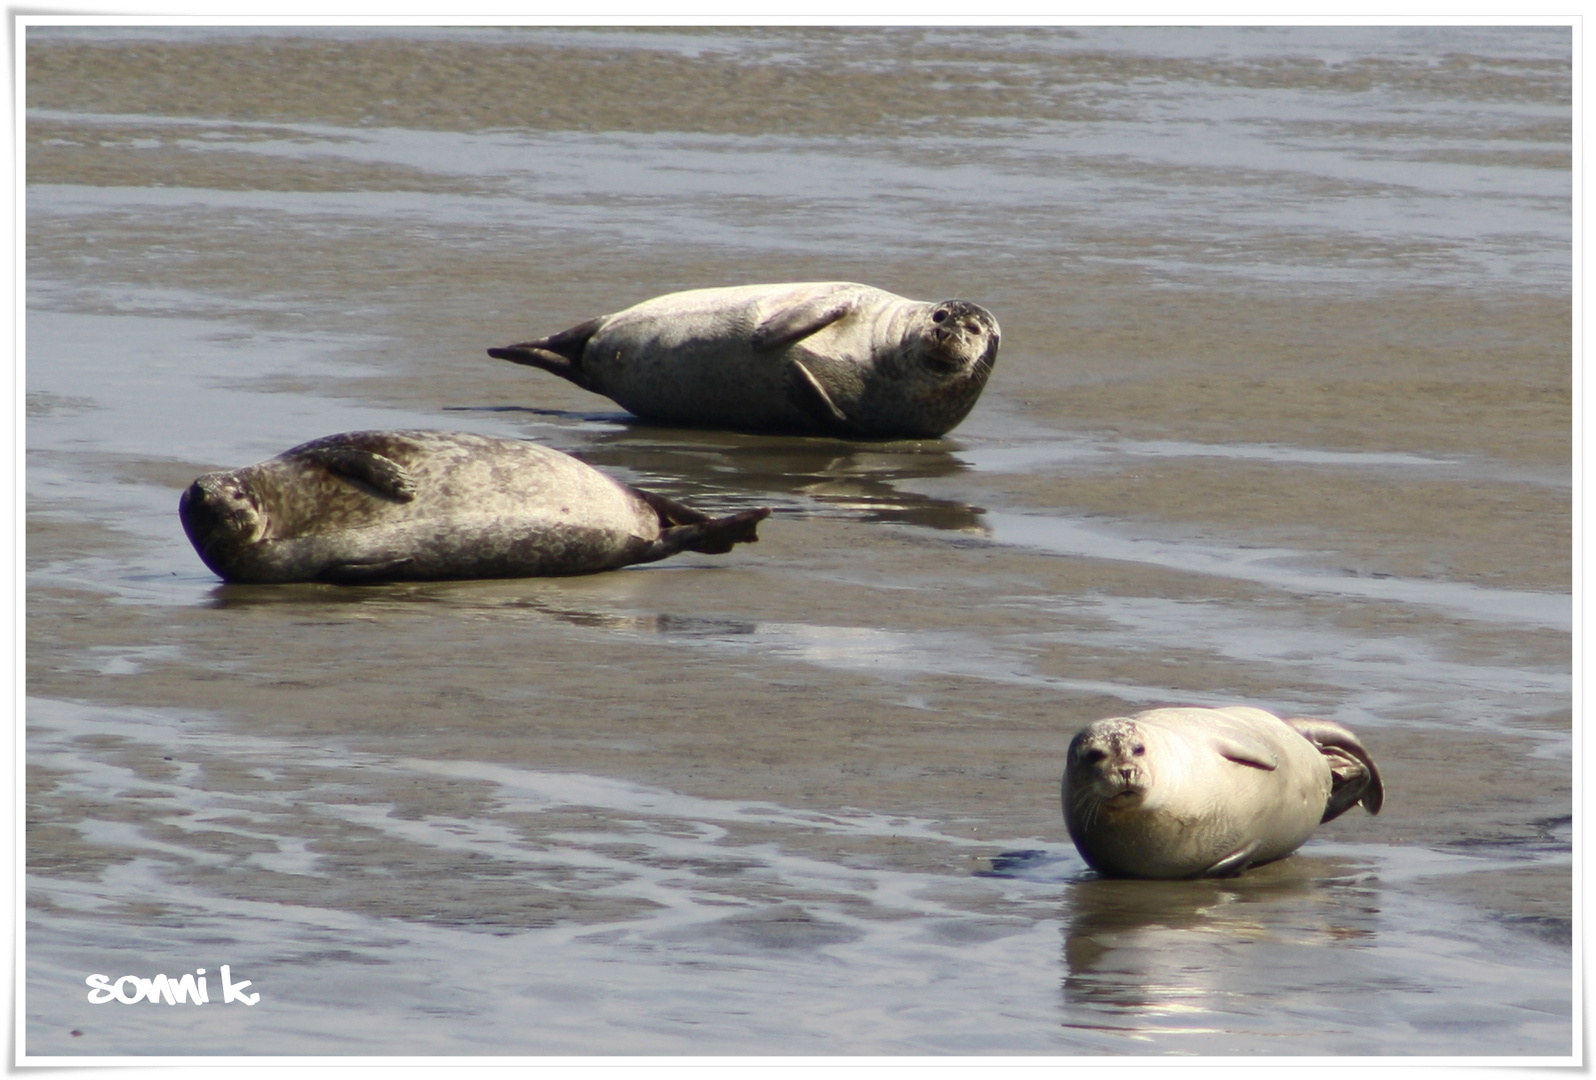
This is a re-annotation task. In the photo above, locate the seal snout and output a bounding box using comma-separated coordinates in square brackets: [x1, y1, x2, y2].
[179, 475, 266, 552]
[1068, 722, 1152, 812]
[923, 300, 1000, 376]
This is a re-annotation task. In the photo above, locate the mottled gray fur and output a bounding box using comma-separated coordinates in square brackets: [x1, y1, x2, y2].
[179, 430, 769, 584]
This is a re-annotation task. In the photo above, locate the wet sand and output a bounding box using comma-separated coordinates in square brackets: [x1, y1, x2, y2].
[24, 25, 1571, 1058]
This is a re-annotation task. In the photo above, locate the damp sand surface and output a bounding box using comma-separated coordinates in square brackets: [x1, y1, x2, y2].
[23, 25, 1571, 1057]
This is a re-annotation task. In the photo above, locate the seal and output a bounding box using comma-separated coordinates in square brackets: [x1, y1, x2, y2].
[488, 282, 1000, 438]
[1061, 706, 1383, 879]
[178, 429, 771, 584]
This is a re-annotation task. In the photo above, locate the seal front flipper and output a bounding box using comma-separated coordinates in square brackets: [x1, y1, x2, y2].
[787, 360, 850, 431]
[1202, 840, 1261, 878]
[1285, 716, 1384, 820]
[1206, 732, 1279, 771]
[751, 297, 855, 351]
[317, 557, 415, 584]
[302, 447, 417, 502]
[489, 316, 606, 390]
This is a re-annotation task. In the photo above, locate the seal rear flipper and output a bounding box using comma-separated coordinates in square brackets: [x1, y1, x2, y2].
[317, 557, 415, 585]
[487, 345, 589, 388]
[630, 487, 712, 528]
[1285, 716, 1384, 820]
[488, 316, 606, 389]
[642, 506, 771, 560]
[672, 506, 772, 555]
[751, 297, 855, 351]
[787, 360, 851, 431]
[302, 446, 417, 502]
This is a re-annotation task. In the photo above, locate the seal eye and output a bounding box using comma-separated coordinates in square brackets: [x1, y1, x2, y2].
[1131, 744, 1146, 756]
[932, 309, 947, 323]
[1081, 749, 1106, 766]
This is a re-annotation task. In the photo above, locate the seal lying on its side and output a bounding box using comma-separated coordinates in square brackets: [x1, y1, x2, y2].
[1062, 706, 1383, 879]
[488, 282, 1000, 438]
[179, 430, 771, 584]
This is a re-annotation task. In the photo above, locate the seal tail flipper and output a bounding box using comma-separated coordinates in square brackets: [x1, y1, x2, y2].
[623, 487, 771, 560]
[630, 487, 712, 527]
[488, 315, 606, 390]
[1285, 716, 1385, 821]
[664, 507, 772, 555]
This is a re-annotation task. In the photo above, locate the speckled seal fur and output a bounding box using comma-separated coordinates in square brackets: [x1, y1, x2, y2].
[489, 282, 1000, 438]
[1062, 706, 1383, 879]
[179, 430, 770, 584]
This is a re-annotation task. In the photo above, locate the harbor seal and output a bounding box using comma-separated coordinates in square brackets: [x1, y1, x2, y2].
[179, 430, 770, 584]
[1062, 706, 1383, 879]
[488, 282, 1000, 438]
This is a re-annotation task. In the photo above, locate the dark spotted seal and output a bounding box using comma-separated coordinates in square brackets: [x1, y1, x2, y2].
[179, 430, 770, 584]
[1062, 706, 1383, 879]
[488, 282, 1000, 438]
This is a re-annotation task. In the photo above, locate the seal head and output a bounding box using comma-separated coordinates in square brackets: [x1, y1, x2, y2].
[179, 471, 271, 579]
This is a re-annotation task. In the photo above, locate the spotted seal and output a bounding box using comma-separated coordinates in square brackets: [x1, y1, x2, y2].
[179, 430, 770, 584]
[1062, 706, 1383, 879]
[488, 282, 1000, 438]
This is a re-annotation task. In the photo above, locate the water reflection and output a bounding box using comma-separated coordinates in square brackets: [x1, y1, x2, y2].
[1057, 860, 1380, 1028]
[447, 402, 988, 530]
[570, 421, 986, 531]
[200, 580, 763, 643]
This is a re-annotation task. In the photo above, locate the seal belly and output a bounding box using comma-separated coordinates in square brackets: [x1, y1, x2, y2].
[583, 284, 859, 431]
[583, 330, 812, 431]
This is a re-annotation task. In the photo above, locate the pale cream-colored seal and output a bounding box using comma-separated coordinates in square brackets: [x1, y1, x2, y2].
[179, 430, 769, 584]
[488, 282, 1000, 438]
[1061, 706, 1383, 879]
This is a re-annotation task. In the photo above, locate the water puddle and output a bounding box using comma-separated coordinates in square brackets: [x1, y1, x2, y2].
[985, 510, 1569, 631]
[26, 697, 1570, 1057]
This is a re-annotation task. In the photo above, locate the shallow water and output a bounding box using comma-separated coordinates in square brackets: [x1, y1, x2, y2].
[23, 24, 1572, 1059]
